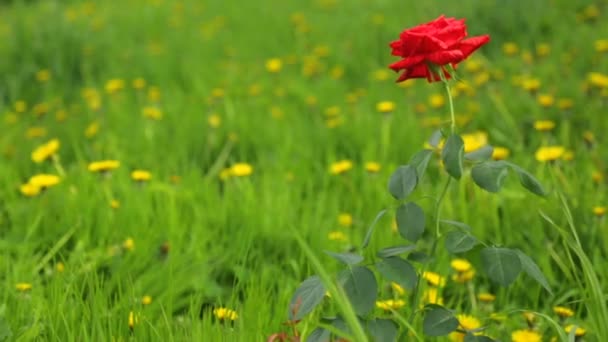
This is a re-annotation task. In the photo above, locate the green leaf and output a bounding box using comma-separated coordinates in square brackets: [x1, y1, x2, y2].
[445, 231, 478, 254]
[428, 129, 443, 148]
[442, 134, 464, 179]
[464, 334, 494, 342]
[362, 209, 387, 249]
[510, 165, 547, 197]
[408, 251, 433, 264]
[368, 319, 398, 342]
[396, 202, 425, 242]
[0, 317, 12, 341]
[306, 328, 331, 342]
[422, 305, 459, 336]
[515, 249, 552, 294]
[471, 161, 509, 193]
[440, 220, 472, 231]
[325, 251, 364, 265]
[388, 165, 418, 200]
[465, 145, 494, 162]
[377, 245, 417, 258]
[289, 275, 326, 320]
[480, 247, 522, 286]
[339, 266, 378, 316]
[409, 149, 433, 183]
[376, 256, 418, 291]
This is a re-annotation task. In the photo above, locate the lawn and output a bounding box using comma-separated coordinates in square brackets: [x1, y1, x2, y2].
[1, 0, 607, 341]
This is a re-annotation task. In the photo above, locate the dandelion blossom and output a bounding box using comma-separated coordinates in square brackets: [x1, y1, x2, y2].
[213, 307, 238, 321]
[535, 146, 565, 162]
[511, 329, 542, 342]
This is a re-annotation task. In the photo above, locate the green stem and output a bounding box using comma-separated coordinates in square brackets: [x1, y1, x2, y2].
[409, 79, 456, 323]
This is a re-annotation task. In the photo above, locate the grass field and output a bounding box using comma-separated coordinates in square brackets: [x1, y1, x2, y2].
[1, 0, 607, 341]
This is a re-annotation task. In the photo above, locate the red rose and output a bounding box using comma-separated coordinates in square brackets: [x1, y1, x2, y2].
[389, 15, 490, 82]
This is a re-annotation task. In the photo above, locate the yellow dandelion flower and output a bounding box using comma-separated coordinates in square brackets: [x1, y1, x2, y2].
[535, 146, 565, 162]
[33, 103, 49, 116]
[56, 262, 65, 273]
[36, 69, 51, 82]
[20, 183, 41, 197]
[521, 78, 541, 92]
[229, 163, 253, 177]
[265, 58, 283, 73]
[595, 39, 608, 53]
[477, 293, 496, 303]
[328, 231, 347, 242]
[128, 311, 138, 330]
[365, 161, 381, 173]
[324, 106, 341, 117]
[142, 106, 162, 120]
[123, 238, 135, 251]
[423, 271, 446, 287]
[562, 150, 574, 161]
[464, 59, 483, 73]
[564, 325, 586, 337]
[461, 131, 488, 153]
[31, 138, 60, 163]
[325, 117, 344, 128]
[213, 307, 238, 321]
[338, 213, 353, 228]
[582, 4, 599, 20]
[110, 199, 120, 209]
[428, 94, 445, 108]
[85, 121, 100, 138]
[553, 306, 574, 318]
[588, 72, 608, 88]
[131, 170, 152, 182]
[451, 259, 473, 272]
[148, 86, 161, 102]
[372, 69, 390, 81]
[512, 329, 542, 342]
[537, 94, 554, 107]
[29, 174, 61, 188]
[391, 282, 405, 296]
[593, 206, 606, 217]
[376, 101, 395, 113]
[329, 65, 344, 79]
[219, 168, 232, 181]
[536, 43, 551, 57]
[208, 114, 221, 128]
[132, 78, 146, 89]
[26, 126, 47, 138]
[502, 42, 519, 56]
[492, 147, 510, 160]
[88, 160, 120, 172]
[557, 98, 574, 110]
[15, 100, 27, 113]
[376, 299, 405, 310]
[423, 287, 443, 305]
[533, 120, 556, 132]
[16, 283, 32, 292]
[583, 131, 595, 145]
[523, 311, 536, 325]
[449, 315, 482, 342]
[142, 295, 152, 305]
[105, 79, 125, 94]
[329, 160, 353, 175]
[474, 72, 490, 86]
[452, 269, 476, 283]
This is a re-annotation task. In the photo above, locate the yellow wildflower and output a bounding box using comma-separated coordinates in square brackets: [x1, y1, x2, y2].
[449, 314, 481, 342]
[20, 183, 41, 197]
[557, 98, 574, 110]
[128, 311, 138, 330]
[36, 69, 51, 82]
[451, 259, 472, 272]
[512, 329, 542, 342]
[31, 138, 60, 163]
[593, 206, 606, 217]
[328, 231, 347, 242]
[391, 282, 405, 296]
[462, 131, 488, 153]
[428, 94, 445, 108]
[422, 287, 443, 305]
[372, 69, 390, 81]
[423, 271, 446, 287]
[376, 299, 405, 311]
[477, 293, 496, 303]
[535, 146, 565, 162]
[521, 78, 541, 92]
[338, 213, 353, 227]
[376, 101, 395, 113]
[329, 160, 353, 175]
[265, 58, 283, 73]
[492, 147, 510, 160]
[365, 161, 381, 173]
[16, 283, 32, 292]
[29, 174, 61, 188]
[536, 43, 551, 57]
[533, 120, 556, 132]
[229, 163, 253, 177]
[452, 269, 476, 283]
[26, 126, 47, 138]
[148, 86, 161, 101]
[553, 306, 574, 318]
[142, 295, 152, 305]
[502, 42, 519, 56]
[132, 78, 146, 89]
[208, 114, 221, 128]
[123, 238, 135, 251]
[537, 94, 554, 107]
[213, 307, 238, 321]
[110, 200, 120, 209]
[88, 160, 120, 172]
[85, 121, 100, 138]
[564, 325, 586, 337]
[324, 106, 341, 117]
[105, 79, 125, 94]
[15, 100, 27, 113]
[56, 262, 65, 273]
[588, 72, 608, 88]
[595, 39, 608, 53]
[33, 103, 49, 116]
[142, 106, 162, 120]
[131, 170, 152, 182]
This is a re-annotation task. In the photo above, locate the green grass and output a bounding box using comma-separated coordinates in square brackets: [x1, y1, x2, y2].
[1, 0, 607, 341]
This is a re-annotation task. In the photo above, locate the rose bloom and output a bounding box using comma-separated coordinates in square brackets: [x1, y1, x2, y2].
[389, 15, 490, 82]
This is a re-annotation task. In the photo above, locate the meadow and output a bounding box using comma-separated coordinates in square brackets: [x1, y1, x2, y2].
[1, 0, 607, 341]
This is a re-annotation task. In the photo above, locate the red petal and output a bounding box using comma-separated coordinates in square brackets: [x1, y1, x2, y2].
[426, 49, 465, 65]
[389, 55, 425, 71]
[458, 35, 491, 58]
